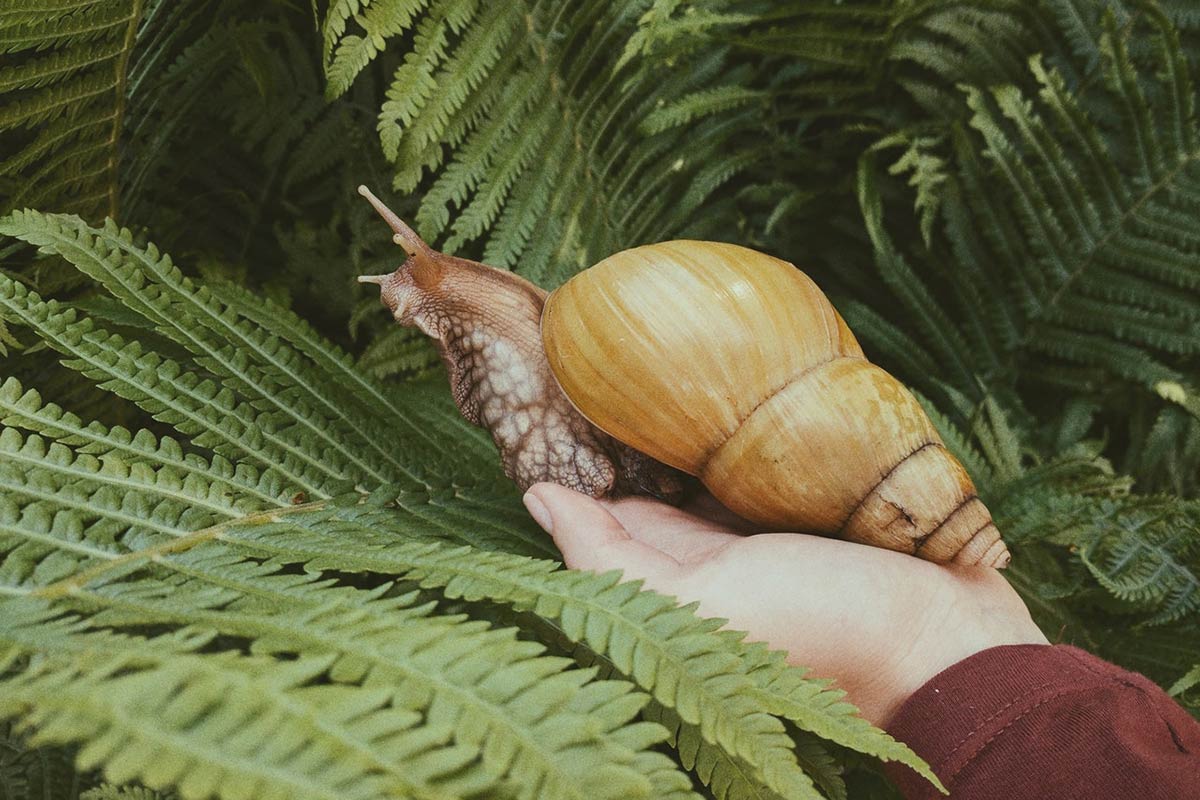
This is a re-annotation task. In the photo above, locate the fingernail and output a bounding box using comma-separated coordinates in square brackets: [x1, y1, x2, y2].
[523, 491, 553, 533]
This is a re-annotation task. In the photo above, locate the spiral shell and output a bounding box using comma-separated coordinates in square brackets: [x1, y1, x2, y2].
[541, 240, 1010, 568]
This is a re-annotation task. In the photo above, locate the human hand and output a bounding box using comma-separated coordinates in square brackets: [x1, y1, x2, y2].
[522, 483, 1047, 726]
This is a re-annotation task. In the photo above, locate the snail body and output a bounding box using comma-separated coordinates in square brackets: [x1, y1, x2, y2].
[357, 186, 1010, 568]
[355, 186, 687, 502]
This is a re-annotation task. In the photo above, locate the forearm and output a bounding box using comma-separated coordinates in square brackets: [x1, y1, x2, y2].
[884, 644, 1200, 799]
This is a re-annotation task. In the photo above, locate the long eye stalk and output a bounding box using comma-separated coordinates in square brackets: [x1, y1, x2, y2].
[356, 185, 442, 284]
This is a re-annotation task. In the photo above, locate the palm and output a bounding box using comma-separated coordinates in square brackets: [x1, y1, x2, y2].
[528, 483, 1045, 725]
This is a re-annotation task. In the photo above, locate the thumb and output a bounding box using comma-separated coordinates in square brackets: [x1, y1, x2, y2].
[523, 483, 680, 585]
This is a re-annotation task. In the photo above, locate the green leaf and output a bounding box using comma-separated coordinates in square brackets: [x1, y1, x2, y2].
[0, 0, 142, 220]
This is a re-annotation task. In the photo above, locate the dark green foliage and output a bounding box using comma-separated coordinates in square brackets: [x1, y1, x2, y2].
[0, 0, 140, 222]
[0, 0, 1198, 798]
[1, 723, 94, 800]
[852, 4, 1200, 493]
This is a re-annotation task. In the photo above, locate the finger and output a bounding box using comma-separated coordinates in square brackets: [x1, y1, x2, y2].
[523, 483, 681, 585]
[599, 495, 741, 562]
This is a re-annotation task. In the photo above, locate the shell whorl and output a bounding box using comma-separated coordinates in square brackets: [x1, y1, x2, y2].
[542, 240, 1010, 568]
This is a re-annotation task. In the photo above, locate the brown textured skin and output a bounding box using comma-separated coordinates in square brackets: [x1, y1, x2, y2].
[357, 189, 687, 500]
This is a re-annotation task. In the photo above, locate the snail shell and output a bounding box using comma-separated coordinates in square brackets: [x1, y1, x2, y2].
[354, 187, 1009, 568]
[541, 241, 1010, 568]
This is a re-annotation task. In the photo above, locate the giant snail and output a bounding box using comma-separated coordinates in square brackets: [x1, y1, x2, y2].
[356, 186, 1010, 569]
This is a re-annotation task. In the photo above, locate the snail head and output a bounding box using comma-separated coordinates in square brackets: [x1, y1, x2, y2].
[356, 185, 446, 326]
[355, 185, 550, 338]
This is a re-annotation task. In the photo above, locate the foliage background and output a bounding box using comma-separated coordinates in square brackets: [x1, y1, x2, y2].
[0, 0, 1197, 798]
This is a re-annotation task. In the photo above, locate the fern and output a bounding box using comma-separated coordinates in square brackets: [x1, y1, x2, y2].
[20, 490, 935, 796]
[0, 376, 288, 508]
[0, 0, 142, 220]
[3, 211, 413, 487]
[0, 214, 943, 798]
[1170, 664, 1200, 702]
[46, 590, 667, 800]
[1, 722, 93, 800]
[951, 404, 1200, 685]
[1066, 497, 1200, 624]
[321, 0, 773, 284]
[5, 495, 686, 799]
[1, 602, 508, 800]
[0, 273, 341, 498]
[198, 505, 939, 794]
[4, 0, 1200, 796]
[850, 1, 1200, 494]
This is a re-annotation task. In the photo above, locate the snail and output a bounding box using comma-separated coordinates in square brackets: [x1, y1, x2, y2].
[356, 186, 1011, 569]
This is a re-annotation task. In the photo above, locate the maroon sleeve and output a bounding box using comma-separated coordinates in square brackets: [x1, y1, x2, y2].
[884, 644, 1200, 799]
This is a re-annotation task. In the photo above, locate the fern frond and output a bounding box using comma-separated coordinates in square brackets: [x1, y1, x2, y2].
[0, 213, 554, 558]
[0, 376, 288, 508]
[1169, 664, 1200, 698]
[644, 701, 786, 800]
[640, 86, 767, 135]
[857, 157, 978, 391]
[849, 4, 1200, 500]
[1126, 402, 1200, 497]
[0, 211, 420, 488]
[790, 730, 846, 800]
[325, 0, 777, 284]
[191, 504, 941, 795]
[0, 600, 504, 800]
[0, 273, 336, 497]
[1069, 497, 1200, 624]
[0, 423, 269, 593]
[0, 721, 93, 800]
[984, 445, 1199, 626]
[0, 3, 134, 53]
[38, 586, 678, 800]
[321, 0, 370, 63]
[324, 0, 429, 100]
[876, 133, 949, 247]
[886, 1, 1035, 115]
[3, 493, 699, 800]
[970, 14, 1196, 379]
[373, 0, 480, 166]
[0, 427, 246, 523]
[0, 0, 142, 219]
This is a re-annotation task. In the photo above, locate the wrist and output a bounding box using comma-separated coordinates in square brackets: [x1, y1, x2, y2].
[873, 567, 1047, 726]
